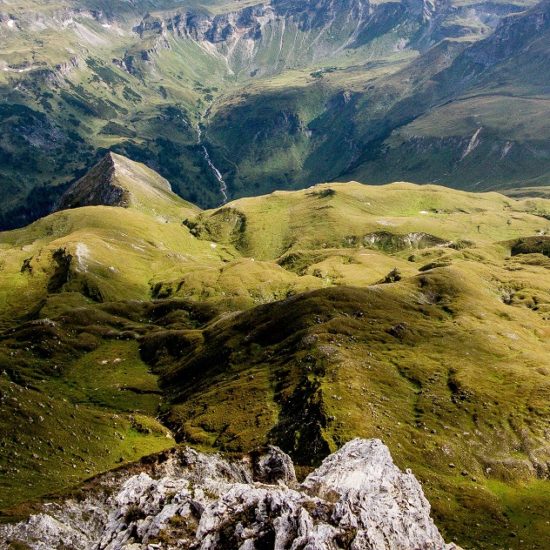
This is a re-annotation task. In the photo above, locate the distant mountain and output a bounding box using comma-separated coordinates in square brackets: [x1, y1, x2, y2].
[344, 0, 550, 187]
[1, 0, 547, 229]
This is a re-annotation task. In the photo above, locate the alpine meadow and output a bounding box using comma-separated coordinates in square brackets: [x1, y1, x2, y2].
[0, 1, 549, 549]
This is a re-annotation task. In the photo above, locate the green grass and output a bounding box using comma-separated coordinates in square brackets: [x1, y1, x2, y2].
[43, 340, 162, 414]
[484, 480, 550, 545]
[189, 182, 550, 259]
[0, 371, 173, 512]
[397, 96, 550, 142]
[0, 165, 549, 547]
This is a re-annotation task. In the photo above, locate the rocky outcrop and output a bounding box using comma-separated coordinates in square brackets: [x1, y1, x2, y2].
[55, 152, 176, 212]
[56, 153, 130, 210]
[131, 0, 425, 75]
[361, 231, 451, 251]
[0, 439, 459, 549]
[131, 0, 523, 72]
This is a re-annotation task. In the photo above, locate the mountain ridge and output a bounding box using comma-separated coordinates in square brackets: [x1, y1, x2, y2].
[1, 1, 550, 544]
[56, 152, 198, 220]
[1, 0, 548, 229]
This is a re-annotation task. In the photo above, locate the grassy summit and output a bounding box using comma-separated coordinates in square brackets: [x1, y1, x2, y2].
[0, 156, 549, 548]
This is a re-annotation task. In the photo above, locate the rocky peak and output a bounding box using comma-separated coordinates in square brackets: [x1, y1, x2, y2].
[55, 152, 177, 213]
[0, 439, 460, 549]
[56, 152, 129, 211]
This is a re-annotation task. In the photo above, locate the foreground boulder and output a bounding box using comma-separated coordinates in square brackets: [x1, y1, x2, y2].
[1, 439, 459, 549]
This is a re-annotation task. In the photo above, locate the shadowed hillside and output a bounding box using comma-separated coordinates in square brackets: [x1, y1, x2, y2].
[1, 0, 548, 229]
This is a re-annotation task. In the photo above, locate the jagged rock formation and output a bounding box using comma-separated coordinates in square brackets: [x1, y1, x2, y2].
[57, 153, 130, 210]
[57, 152, 172, 211]
[0, 439, 459, 549]
[133, 0, 374, 77]
[131, 0, 445, 77]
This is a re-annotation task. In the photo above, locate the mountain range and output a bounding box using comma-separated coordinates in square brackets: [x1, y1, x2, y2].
[0, 0, 549, 229]
[1, 1, 549, 548]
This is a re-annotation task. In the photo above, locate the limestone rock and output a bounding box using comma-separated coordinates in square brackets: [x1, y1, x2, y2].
[248, 445, 297, 484]
[0, 440, 459, 549]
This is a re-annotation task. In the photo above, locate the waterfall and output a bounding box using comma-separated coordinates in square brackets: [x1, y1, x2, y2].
[197, 118, 228, 205]
[202, 145, 228, 204]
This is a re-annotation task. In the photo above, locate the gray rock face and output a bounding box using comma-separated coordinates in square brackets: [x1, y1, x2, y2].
[0, 439, 459, 549]
[131, 0, 418, 77]
[248, 445, 297, 485]
[131, 0, 524, 74]
[56, 153, 129, 211]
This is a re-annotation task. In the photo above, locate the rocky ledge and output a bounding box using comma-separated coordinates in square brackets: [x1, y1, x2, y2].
[0, 439, 460, 549]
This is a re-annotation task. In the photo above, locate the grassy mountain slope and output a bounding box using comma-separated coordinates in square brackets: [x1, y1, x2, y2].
[200, 0, 550, 200]
[0, 154, 323, 327]
[0, 152, 321, 516]
[156, 280, 550, 548]
[189, 182, 548, 250]
[0, 337, 175, 512]
[346, 0, 550, 188]
[141, 184, 550, 549]
[0, 157, 549, 548]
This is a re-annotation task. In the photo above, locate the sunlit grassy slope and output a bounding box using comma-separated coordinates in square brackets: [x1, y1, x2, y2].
[156, 183, 550, 549]
[0, 339, 174, 511]
[0, 155, 328, 327]
[0, 158, 549, 548]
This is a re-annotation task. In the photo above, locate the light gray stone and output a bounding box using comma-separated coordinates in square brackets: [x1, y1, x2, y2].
[0, 440, 459, 549]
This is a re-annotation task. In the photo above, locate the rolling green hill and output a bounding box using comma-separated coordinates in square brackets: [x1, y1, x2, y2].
[0, 155, 549, 548]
